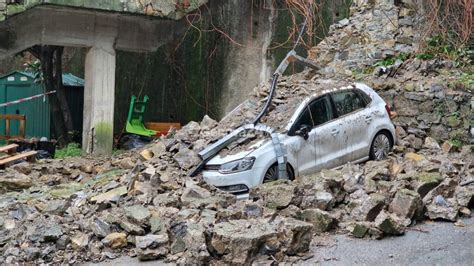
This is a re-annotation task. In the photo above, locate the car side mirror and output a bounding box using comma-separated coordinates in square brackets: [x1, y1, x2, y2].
[295, 124, 310, 140]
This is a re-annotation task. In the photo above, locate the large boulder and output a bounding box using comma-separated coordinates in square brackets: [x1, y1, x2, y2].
[426, 195, 458, 221]
[250, 180, 298, 209]
[208, 218, 312, 264]
[209, 219, 279, 264]
[389, 189, 423, 220]
[374, 211, 405, 235]
[298, 208, 336, 234]
[0, 173, 32, 192]
[351, 193, 386, 221]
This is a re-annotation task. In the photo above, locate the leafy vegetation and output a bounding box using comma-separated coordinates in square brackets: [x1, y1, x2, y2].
[55, 143, 82, 159]
[416, 35, 473, 67]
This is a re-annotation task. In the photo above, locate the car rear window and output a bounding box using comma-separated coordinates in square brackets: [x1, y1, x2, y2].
[308, 95, 335, 127]
[331, 89, 367, 116]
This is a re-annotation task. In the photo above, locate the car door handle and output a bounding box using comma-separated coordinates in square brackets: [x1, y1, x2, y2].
[331, 129, 340, 136]
[365, 116, 373, 123]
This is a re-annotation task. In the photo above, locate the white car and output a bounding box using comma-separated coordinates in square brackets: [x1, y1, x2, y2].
[203, 83, 396, 197]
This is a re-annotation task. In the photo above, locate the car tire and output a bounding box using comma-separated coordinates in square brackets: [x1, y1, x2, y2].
[263, 163, 295, 183]
[369, 131, 393, 161]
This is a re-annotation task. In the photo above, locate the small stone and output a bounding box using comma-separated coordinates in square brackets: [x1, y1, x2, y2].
[71, 233, 89, 249]
[119, 158, 135, 169]
[405, 152, 425, 162]
[135, 234, 169, 249]
[200, 115, 218, 131]
[90, 186, 127, 204]
[441, 141, 453, 153]
[102, 232, 128, 249]
[459, 207, 471, 217]
[119, 220, 145, 235]
[42, 223, 63, 242]
[25, 247, 41, 261]
[125, 205, 151, 224]
[90, 218, 112, 238]
[138, 247, 169, 261]
[423, 137, 440, 149]
[139, 149, 154, 161]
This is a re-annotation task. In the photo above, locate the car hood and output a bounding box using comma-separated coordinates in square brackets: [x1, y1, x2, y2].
[206, 137, 274, 165]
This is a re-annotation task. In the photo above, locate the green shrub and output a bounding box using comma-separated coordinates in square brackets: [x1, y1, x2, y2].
[55, 143, 82, 159]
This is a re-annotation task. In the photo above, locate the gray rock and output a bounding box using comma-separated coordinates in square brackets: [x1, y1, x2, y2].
[250, 180, 297, 209]
[71, 232, 89, 249]
[173, 147, 200, 170]
[299, 208, 336, 233]
[426, 196, 458, 221]
[0, 173, 33, 191]
[135, 234, 169, 249]
[374, 211, 405, 235]
[389, 189, 423, 220]
[25, 247, 41, 261]
[423, 137, 441, 149]
[200, 115, 218, 131]
[352, 193, 386, 222]
[174, 121, 201, 142]
[120, 219, 145, 235]
[138, 247, 169, 261]
[301, 190, 335, 210]
[12, 162, 32, 175]
[102, 232, 128, 249]
[90, 218, 112, 238]
[42, 223, 63, 242]
[364, 160, 390, 180]
[125, 205, 151, 224]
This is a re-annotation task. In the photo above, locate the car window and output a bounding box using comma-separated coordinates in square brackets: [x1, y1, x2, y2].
[331, 89, 367, 116]
[308, 95, 335, 127]
[292, 106, 313, 132]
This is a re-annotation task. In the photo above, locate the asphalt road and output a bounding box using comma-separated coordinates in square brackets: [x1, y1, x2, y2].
[306, 217, 474, 265]
[92, 217, 474, 266]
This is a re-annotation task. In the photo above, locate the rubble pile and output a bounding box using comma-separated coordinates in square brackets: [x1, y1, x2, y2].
[0, 0, 472, 264]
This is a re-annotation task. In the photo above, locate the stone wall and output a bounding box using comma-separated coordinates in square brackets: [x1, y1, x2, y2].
[307, 0, 472, 147]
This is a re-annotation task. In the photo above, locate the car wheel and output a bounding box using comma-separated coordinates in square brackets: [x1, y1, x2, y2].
[369, 131, 392, 161]
[263, 164, 295, 183]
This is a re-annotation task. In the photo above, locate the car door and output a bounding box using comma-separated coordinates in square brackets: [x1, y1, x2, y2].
[285, 105, 317, 176]
[330, 89, 372, 163]
[309, 95, 344, 170]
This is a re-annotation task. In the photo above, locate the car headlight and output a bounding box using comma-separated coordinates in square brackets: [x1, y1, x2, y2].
[219, 157, 256, 174]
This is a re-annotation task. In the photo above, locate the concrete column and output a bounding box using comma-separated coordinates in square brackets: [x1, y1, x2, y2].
[83, 46, 116, 156]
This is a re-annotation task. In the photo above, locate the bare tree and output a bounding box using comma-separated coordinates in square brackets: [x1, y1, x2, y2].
[28, 45, 74, 147]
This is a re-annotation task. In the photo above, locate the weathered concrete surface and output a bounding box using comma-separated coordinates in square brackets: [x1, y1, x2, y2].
[83, 46, 116, 155]
[0, 5, 191, 59]
[1, 0, 207, 20]
[308, 217, 474, 265]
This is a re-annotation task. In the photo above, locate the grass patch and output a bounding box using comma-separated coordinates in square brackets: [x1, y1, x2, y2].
[55, 143, 82, 159]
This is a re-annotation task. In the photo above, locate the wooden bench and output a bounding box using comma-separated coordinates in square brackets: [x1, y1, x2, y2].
[0, 150, 37, 168]
[0, 143, 18, 154]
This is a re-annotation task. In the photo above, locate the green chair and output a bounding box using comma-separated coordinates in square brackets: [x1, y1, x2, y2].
[125, 95, 157, 137]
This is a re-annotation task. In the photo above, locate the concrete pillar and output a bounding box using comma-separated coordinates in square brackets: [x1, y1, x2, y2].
[82, 46, 116, 156]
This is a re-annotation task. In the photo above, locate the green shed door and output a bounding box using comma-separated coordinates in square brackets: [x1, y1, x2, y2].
[5, 84, 51, 139]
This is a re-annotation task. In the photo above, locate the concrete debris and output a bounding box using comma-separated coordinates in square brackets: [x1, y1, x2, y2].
[0, 1, 473, 264]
